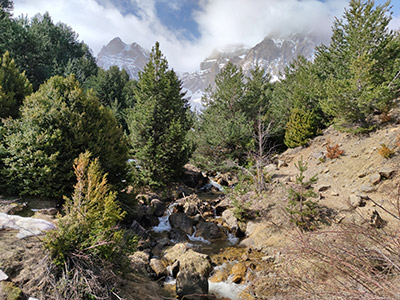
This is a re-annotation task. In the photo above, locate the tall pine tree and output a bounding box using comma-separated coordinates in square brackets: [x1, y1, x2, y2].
[126, 42, 192, 186]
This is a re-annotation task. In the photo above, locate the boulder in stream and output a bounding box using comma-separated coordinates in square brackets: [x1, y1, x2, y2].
[195, 221, 226, 241]
[169, 213, 194, 235]
[0, 213, 55, 239]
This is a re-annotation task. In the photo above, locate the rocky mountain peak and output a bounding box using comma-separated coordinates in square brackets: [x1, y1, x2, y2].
[97, 37, 150, 79]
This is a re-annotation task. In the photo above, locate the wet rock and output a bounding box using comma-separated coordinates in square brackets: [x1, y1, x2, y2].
[0, 213, 55, 239]
[379, 167, 395, 179]
[152, 238, 173, 257]
[149, 258, 167, 278]
[130, 220, 149, 238]
[141, 214, 160, 227]
[163, 243, 188, 264]
[170, 260, 180, 278]
[229, 262, 247, 284]
[215, 198, 230, 216]
[369, 173, 381, 185]
[209, 270, 228, 283]
[182, 164, 208, 188]
[176, 249, 212, 299]
[176, 270, 209, 299]
[150, 199, 165, 217]
[169, 228, 189, 243]
[169, 213, 194, 235]
[196, 221, 225, 241]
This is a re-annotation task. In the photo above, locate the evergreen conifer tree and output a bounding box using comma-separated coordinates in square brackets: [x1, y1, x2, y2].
[316, 0, 400, 128]
[192, 62, 252, 171]
[126, 42, 192, 186]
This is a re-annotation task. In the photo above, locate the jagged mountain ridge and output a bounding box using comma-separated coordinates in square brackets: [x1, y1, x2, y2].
[97, 37, 150, 79]
[96, 34, 322, 109]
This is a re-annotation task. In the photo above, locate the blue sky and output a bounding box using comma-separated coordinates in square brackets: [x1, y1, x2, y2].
[12, 0, 400, 72]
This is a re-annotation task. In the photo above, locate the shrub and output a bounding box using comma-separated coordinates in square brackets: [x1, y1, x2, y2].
[0, 51, 32, 118]
[284, 108, 318, 148]
[326, 141, 344, 159]
[286, 158, 319, 231]
[2, 75, 128, 198]
[378, 144, 395, 159]
[45, 151, 128, 266]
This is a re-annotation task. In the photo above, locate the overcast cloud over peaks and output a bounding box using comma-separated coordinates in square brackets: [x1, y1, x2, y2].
[13, 0, 400, 73]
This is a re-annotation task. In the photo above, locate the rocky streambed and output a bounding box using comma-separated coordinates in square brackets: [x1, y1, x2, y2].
[129, 171, 270, 300]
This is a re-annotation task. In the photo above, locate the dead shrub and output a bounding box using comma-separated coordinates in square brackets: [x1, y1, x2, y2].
[378, 144, 395, 159]
[326, 141, 344, 159]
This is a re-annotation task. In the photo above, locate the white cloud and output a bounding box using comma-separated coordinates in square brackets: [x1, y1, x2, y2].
[12, 0, 400, 73]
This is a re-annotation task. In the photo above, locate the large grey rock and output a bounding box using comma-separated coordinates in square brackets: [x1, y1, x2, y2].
[195, 221, 225, 241]
[169, 213, 194, 235]
[0, 213, 55, 239]
[176, 270, 209, 299]
[130, 220, 149, 238]
[360, 184, 376, 193]
[182, 164, 207, 188]
[150, 199, 165, 217]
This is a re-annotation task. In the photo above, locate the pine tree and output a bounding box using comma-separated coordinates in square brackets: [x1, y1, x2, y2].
[126, 42, 192, 186]
[192, 62, 252, 171]
[0, 51, 32, 118]
[2, 75, 128, 198]
[316, 0, 400, 128]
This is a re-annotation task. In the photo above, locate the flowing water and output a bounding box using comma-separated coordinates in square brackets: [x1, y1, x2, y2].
[151, 190, 249, 300]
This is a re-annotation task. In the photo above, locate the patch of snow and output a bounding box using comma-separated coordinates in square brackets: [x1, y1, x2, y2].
[0, 213, 55, 239]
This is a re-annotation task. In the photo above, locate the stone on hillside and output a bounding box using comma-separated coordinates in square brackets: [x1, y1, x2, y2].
[277, 160, 288, 168]
[169, 213, 194, 235]
[264, 164, 277, 174]
[0, 213, 55, 239]
[150, 199, 165, 217]
[196, 221, 225, 240]
[312, 152, 326, 161]
[369, 173, 381, 185]
[360, 184, 376, 193]
[149, 258, 167, 278]
[0, 270, 8, 281]
[317, 184, 331, 192]
[370, 210, 386, 229]
[379, 167, 395, 179]
[222, 209, 239, 234]
[349, 195, 362, 208]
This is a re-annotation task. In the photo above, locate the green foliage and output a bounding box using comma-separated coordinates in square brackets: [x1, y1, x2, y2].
[269, 56, 324, 140]
[86, 66, 136, 131]
[192, 62, 253, 171]
[45, 151, 129, 266]
[0, 11, 98, 90]
[126, 42, 192, 186]
[286, 158, 319, 231]
[316, 0, 400, 128]
[0, 51, 32, 118]
[284, 108, 318, 148]
[2, 75, 128, 198]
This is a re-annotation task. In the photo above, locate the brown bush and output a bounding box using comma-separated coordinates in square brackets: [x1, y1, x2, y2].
[378, 144, 395, 159]
[326, 142, 344, 159]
